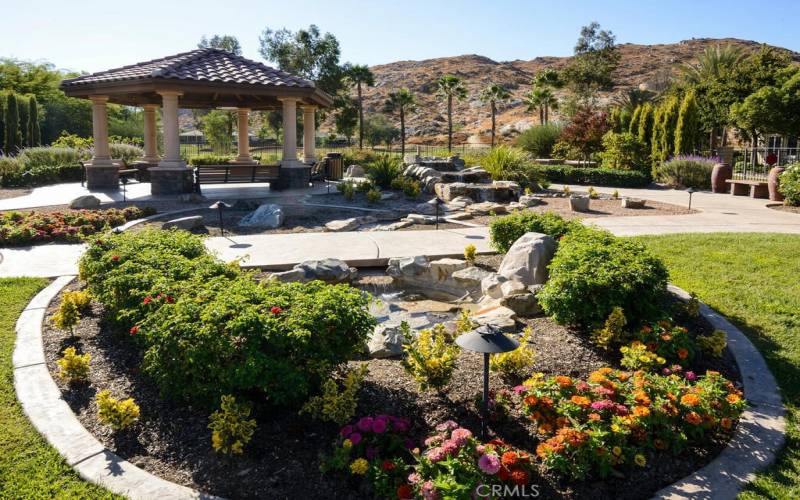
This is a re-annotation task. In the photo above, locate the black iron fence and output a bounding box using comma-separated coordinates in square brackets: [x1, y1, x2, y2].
[732, 147, 799, 181]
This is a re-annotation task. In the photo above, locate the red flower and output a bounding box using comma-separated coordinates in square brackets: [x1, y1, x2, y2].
[501, 451, 519, 467]
[111, 255, 120, 262]
[129, 325, 139, 335]
[396, 484, 413, 499]
[165, 295, 175, 304]
[381, 459, 395, 471]
[143, 296, 152, 305]
[509, 468, 530, 485]
[270, 306, 282, 315]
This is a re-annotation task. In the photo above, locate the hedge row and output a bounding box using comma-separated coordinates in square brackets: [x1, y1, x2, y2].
[532, 164, 651, 188]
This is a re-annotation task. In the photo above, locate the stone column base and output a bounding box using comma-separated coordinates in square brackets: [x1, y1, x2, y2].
[85, 165, 119, 190]
[274, 165, 311, 190]
[131, 161, 159, 182]
[148, 167, 194, 195]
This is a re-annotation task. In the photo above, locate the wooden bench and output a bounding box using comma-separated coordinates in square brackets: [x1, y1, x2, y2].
[725, 179, 769, 199]
[193, 163, 280, 193]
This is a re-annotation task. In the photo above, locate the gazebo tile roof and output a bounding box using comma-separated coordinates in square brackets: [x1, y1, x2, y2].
[61, 48, 315, 88]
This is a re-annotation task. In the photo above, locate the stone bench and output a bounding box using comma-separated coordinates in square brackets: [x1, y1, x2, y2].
[725, 179, 769, 199]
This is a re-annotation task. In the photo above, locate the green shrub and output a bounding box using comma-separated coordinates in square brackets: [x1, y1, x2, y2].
[96, 390, 140, 431]
[391, 176, 421, 199]
[109, 143, 144, 163]
[489, 327, 535, 378]
[538, 227, 669, 328]
[653, 155, 716, 189]
[342, 149, 381, 166]
[516, 124, 562, 158]
[51, 132, 93, 150]
[402, 323, 459, 392]
[779, 163, 800, 206]
[533, 164, 651, 188]
[0, 155, 22, 184]
[365, 154, 401, 188]
[301, 365, 368, 424]
[488, 211, 580, 253]
[551, 140, 583, 161]
[188, 154, 234, 166]
[366, 188, 381, 204]
[337, 180, 355, 200]
[16, 146, 88, 169]
[480, 145, 542, 188]
[598, 131, 648, 172]
[56, 347, 91, 383]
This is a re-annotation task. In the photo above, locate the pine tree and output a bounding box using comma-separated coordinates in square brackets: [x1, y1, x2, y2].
[28, 97, 41, 146]
[674, 90, 699, 155]
[3, 93, 21, 153]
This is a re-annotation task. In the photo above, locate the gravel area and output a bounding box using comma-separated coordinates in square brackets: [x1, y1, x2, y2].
[42, 278, 741, 500]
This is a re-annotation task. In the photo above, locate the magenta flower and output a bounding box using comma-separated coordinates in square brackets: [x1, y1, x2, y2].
[340, 425, 353, 437]
[590, 399, 614, 411]
[372, 418, 388, 434]
[435, 420, 458, 432]
[513, 385, 526, 394]
[685, 371, 697, 381]
[440, 439, 458, 456]
[357, 416, 374, 432]
[349, 432, 362, 445]
[478, 453, 501, 474]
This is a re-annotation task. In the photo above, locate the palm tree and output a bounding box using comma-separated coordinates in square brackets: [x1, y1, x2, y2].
[681, 44, 745, 84]
[524, 87, 559, 125]
[479, 83, 511, 147]
[383, 88, 417, 157]
[345, 64, 375, 149]
[436, 75, 468, 152]
[533, 68, 563, 90]
[613, 88, 656, 113]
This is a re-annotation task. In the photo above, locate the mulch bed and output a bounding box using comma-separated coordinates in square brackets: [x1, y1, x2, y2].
[768, 204, 800, 214]
[0, 187, 31, 200]
[42, 278, 742, 500]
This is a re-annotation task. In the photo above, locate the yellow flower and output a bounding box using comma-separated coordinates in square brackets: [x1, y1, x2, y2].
[612, 446, 622, 456]
[350, 458, 369, 475]
[342, 439, 353, 449]
[611, 424, 622, 433]
[634, 454, 647, 467]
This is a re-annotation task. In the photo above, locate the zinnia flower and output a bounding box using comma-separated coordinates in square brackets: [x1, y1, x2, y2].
[501, 451, 519, 467]
[726, 393, 742, 404]
[129, 325, 139, 335]
[349, 458, 369, 475]
[349, 432, 362, 445]
[340, 424, 353, 437]
[357, 416, 374, 432]
[680, 394, 700, 407]
[450, 428, 472, 446]
[510, 468, 530, 485]
[478, 453, 501, 474]
[381, 459, 396, 471]
[143, 296, 152, 305]
[372, 418, 388, 434]
[270, 306, 282, 315]
[435, 420, 458, 432]
[408, 472, 422, 484]
[634, 454, 647, 467]
[684, 371, 697, 381]
[421, 481, 438, 500]
[396, 484, 413, 499]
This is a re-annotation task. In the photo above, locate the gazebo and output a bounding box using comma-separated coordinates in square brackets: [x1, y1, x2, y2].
[60, 48, 333, 193]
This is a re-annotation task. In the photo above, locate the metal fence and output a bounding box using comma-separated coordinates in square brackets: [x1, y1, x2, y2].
[731, 147, 799, 181]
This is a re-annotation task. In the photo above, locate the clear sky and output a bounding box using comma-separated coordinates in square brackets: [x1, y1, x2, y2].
[4, 0, 798, 74]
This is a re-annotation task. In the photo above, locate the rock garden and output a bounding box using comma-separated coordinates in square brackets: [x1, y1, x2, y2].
[40, 206, 747, 499]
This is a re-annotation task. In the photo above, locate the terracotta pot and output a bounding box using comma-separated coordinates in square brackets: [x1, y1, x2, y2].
[768, 166, 785, 202]
[710, 162, 732, 193]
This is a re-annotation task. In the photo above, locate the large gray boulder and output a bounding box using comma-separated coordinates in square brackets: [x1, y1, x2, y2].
[368, 322, 407, 358]
[161, 215, 204, 230]
[238, 203, 284, 228]
[497, 232, 557, 287]
[387, 256, 486, 299]
[69, 195, 101, 209]
[344, 165, 366, 178]
[325, 217, 361, 232]
[270, 258, 355, 284]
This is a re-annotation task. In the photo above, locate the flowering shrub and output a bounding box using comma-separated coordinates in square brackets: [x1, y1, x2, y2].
[654, 155, 718, 189]
[620, 341, 666, 370]
[208, 395, 257, 455]
[519, 368, 745, 480]
[322, 414, 413, 499]
[779, 163, 800, 205]
[463, 243, 476, 264]
[0, 207, 153, 246]
[301, 365, 368, 424]
[697, 330, 728, 358]
[96, 390, 140, 431]
[490, 327, 536, 379]
[402, 324, 459, 392]
[632, 320, 696, 368]
[56, 347, 90, 383]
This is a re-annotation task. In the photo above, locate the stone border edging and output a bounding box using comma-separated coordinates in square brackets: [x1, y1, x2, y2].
[12, 276, 217, 500]
[653, 285, 786, 499]
[12, 279, 785, 500]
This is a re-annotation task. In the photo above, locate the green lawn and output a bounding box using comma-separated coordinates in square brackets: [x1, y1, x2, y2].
[0, 277, 117, 499]
[634, 233, 800, 499]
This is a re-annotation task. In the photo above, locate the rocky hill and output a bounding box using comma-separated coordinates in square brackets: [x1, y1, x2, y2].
[331, 38, 799, 145]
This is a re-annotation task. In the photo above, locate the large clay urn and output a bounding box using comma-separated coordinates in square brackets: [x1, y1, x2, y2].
[768, 166, 785, 202]
[711, 162, 732, 193]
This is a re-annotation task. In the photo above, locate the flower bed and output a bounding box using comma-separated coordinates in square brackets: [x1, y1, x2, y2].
[0, 207, 154, 246]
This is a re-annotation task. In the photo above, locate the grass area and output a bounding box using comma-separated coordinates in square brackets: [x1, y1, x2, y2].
[0, 278, 117, 499]
[634, 233, 800, 499]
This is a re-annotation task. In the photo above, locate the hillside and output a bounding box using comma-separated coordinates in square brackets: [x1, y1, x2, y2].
[332, 38, 800, 145]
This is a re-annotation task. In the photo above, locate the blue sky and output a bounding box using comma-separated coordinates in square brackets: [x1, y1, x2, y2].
[4, 0, 798, 73]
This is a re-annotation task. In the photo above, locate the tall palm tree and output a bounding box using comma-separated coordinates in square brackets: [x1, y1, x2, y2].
[533, 68, 564, 90]
[345, 64, 375, 149]
[613, 88, 656, 113]
[479, 83, 511, 147]
[524, 87, 559, 125]
[436, 75, 468, 152]
[681, 44, 746, 84]
[383, 88, 417, 157]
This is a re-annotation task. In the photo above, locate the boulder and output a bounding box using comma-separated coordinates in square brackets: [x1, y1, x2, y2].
[344, 165, 365, 178]
[435, 182, 471, 202]
[268, 268, 307, 283]
[405, 214, 435, 225]
[501, 292, 541, 317]
[481, 273, 507, 299]
[452, 266, 494, 297]
[446, 212, 473, 221]
[429, 258, 469, 279]
[161, 215, 204, 230]
[450, 196, 475, 206]
[466, 201, 507, 216]
[518, 195, 541, 207]
[325, 217, 361, 232]
[368, 322, 407, 358]
[472, 301, 517, 332]
[500, 279, 528, 297]
[69, 195, 101, 209]
[382, 220, 414, 231]
[238, 203, 284, 228]
[622, 197, 646, 209]
[569, 196, 590, 212]
[388, 255, 429, 278]
[387, 256, 485, 300]
[497, 232, 557, 287]
[414, 201, 439, 215]
[296, 258, 355, 283]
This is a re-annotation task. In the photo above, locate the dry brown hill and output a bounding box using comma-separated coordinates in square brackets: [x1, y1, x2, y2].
[331, 38, 799, 145]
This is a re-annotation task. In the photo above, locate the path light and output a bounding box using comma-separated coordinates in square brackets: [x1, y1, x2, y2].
[120, 176, 128, 202]
[209, 201, 231, 236]
[455, 324, 519, 439]
[435, 197, 444, 230]
[687, 187, 696, 211]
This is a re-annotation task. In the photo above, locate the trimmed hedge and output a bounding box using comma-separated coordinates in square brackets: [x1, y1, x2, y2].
[533, 164, 651, 188]
[488, 211, 581, 253]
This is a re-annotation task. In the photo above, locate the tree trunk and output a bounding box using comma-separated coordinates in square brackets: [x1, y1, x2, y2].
[544, 104, 549, 125]
[400, 107, 406, 157]
[447, 95, 453, 152]
[491, 102, 496, 148]
[751, 132, 758, 168]
[357, 83, 364, 150]
[539, 107, 544, 125]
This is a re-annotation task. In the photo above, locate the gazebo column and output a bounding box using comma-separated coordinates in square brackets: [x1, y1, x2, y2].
[141, 104, 160, 163]
[232, 107, 255, 164]
[85, 95, 118, 189]
[275, 97, 310, 189]
[302, 105, 317, 164]
[149, 90, 193, 195]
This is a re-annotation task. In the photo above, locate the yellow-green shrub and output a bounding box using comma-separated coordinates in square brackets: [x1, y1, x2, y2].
[490, 327, 535, 378]
[590, 307, 627, 349]
[463, 244, 476, 264]
[96, 390, 140, 431]
[402, 324, 459, 391]
[301, 365, 368, 424]
[56, 347, 90, 383]
[685, 292, 700, 318]
[63, 290, 91, 311]
[587, 186, 599, 199]
[455, 309, 477, 335]
[208, 395, 257, 455]
[697, 329, 727, 357]
[53, 298, 80, 336]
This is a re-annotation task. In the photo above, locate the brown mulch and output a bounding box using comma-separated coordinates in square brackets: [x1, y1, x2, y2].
[43, 278, 741, 500]
[0, 187, 30, 200]
[768, 204, 800, 214]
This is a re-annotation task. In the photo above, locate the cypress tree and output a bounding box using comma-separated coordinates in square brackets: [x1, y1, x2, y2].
[637, 103, 654, 149]
[28, 97, 41, 146]
[0, 96, 5, 151]
[17, 95, 29, 148]
[657, 96, 680, 163]
[628, 105, 642, 135]
[650, 104, 664, 169]
[3, 93, 21, 154]
[674, 90, 699, 155]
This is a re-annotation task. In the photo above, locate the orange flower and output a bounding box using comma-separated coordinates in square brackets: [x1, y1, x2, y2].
[588, 412, 601, 422]
[633, 406, 650, 417]
[677, 348, 689, 360]
[524, 395, 538, 406]
[660, 334, 672, 341]
[720, 417, 732, 430]
[598, 367, 613, 375]
[589, 372, 607, 384]
[536, 443, 552, 458]
[570, 395, 591, 407]
[529, 410, 542, 421]
[680, 394, 701, 407]
[654, 439, 667, 450]
[666, 392, 677, 402]
[616, 372, 631, 382]
[640, 325, 652, 334]
[684, 411, 702, 425]
[538, 423, 553, 435]
[634, 391, 651, 406]
[726, 394, 742, 404]
[501, 451, 519, 467]
[555, 416, 569, 428]
[555, 375, 573, 388]
[510, 468, 530, 486]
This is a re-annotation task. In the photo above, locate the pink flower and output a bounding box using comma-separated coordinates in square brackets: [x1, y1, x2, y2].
[576, 381, 590, 392]
[357, 416, 374, 432]
[340, 425, 353, 437]
[426, 447, 446, 462]
[685, 371, 697, 381]
[435, 420, 458, 432]
[590, 399, 614, 411]
[349, 432, 362, 445]
[478, 453, 501, 474]
[440, 440, 458, 456]
[450, 428, 472, 447]
[143, 296, 152, 305]
[408, 472, 422, 484]
[129, 325, 139, 335]
[424, 435, 443, 447]
[476, 444, 486, 455]
[372, 418, 388, 434]
[421, 481, 438, 500]
[513, 385, 526, 394]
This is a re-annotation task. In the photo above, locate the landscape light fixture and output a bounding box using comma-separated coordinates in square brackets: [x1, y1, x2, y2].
[455, 325, 520, 439]
[435, 197, 444, 230]
[687, 187, 696, 211]
[120, 176, 128, 202]
[209, 201, 232, 236]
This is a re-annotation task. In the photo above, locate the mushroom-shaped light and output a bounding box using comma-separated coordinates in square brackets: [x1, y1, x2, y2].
[209, 201, 232, 236]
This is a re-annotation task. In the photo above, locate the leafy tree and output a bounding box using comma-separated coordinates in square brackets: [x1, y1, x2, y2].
[561, 22, 620, 100]
[533, 68, 563, 90]
[201, 110, 234, 152]
[27, 96, 41, 146]
[344, 64, 375, 149]
[559, 106, 610, 160]
[479, 83, 511, 147]
[198, 35, 242, 55]
[383, 88, 416, 156]
[674, 90, 700, 155]
[651, 96, 680, 165]
[4, 93, 21, 153]
[363, 114, 399, 147]
[259, 25, 344, 95]
[436, 75, 467, 152]
[333, 96, 358, 145]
